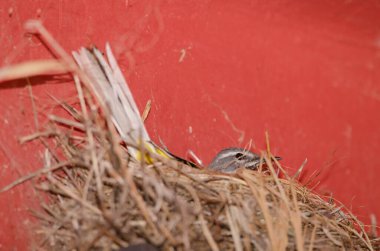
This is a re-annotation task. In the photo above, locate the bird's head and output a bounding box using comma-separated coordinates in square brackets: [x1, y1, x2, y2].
[208, 147, 281, 173]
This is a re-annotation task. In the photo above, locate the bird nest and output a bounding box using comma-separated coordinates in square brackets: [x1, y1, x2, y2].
[13, 89, 376, 251]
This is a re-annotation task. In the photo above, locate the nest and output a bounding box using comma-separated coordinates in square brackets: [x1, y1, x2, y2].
[11, 87, 374, 251]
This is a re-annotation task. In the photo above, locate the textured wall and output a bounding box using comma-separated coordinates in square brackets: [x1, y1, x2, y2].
[1, 0, 380, 249]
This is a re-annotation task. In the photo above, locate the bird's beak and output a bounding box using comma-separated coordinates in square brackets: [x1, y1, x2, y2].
[262, 156, 282, 162]
[252, 156, 282, 169]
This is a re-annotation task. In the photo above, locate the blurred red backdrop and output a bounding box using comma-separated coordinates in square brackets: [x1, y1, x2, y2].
[1, 0, 380, 249]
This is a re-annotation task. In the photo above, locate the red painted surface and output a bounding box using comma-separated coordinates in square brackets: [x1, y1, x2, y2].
[1, 0, 380, 249]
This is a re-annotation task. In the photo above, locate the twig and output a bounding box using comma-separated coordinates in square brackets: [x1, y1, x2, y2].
[142, 99, 151, 122]
[185, 185, 219, 251]
[48, 115, 85, 130]
[19, 130, 58, 144]
[0, 160, 79, 193]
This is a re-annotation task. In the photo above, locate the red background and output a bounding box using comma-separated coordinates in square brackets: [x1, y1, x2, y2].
[1, 0, 380, 249]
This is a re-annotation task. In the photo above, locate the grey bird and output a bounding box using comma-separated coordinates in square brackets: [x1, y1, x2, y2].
[208, 147, 281, 173]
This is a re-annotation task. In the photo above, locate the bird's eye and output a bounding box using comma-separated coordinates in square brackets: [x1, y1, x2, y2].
[235, 153, 244, 159]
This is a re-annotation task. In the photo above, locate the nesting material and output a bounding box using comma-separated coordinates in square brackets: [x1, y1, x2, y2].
[21, 88, 375, 251]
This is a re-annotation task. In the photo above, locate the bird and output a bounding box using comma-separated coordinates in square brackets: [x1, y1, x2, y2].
[208, 147, 281, 173]
[72, 44, 281, 173]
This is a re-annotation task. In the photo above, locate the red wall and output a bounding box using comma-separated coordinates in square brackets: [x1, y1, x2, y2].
[1, 0, 380, 249]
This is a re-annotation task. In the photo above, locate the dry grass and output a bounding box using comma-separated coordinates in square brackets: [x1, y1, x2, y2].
[13, 83, 377, 250]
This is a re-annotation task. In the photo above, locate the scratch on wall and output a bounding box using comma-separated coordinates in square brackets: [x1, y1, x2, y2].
[178, 48, 186, 62]
[117, 0, 165, 75]
[205, 95, 245, 144]
[178, 45, 192, 63]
